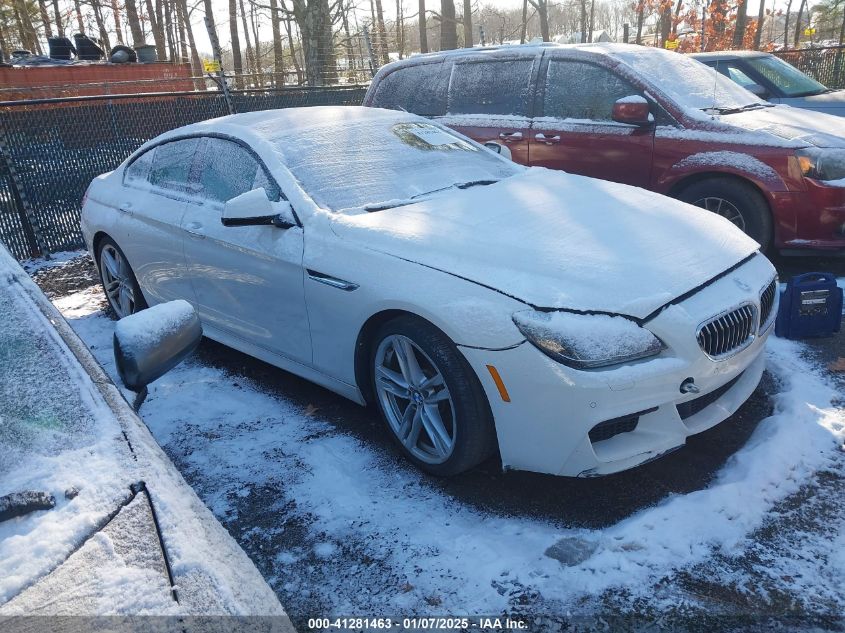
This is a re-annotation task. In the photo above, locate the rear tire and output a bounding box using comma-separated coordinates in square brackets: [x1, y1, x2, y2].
[677, 177, 773, 251]
[96, 236, 146, 319]
[369, 315, 496, 476]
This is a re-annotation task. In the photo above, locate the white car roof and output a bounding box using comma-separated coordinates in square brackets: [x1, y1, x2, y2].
[155, 106, 417, 146]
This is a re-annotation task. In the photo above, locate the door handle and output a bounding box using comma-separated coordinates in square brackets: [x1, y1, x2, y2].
[535, 133, 561, 145]
[498, 131, 523, 142]
[118, 202, 134, 215]
[185, 221, 206, 239]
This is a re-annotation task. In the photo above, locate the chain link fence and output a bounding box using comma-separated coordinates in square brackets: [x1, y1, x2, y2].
[0, 82, 368, 260]
[772, 45, 845, 90]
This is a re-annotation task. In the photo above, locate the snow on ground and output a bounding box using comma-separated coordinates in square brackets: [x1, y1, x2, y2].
[19, 250, 87, 274]
[48, 276, 845, 621]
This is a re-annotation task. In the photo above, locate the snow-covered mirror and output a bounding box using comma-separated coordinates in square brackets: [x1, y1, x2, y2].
[113, 300, 202, 408]
[483, 141, 512, 161]
[222, 187, 274, 222]
[611, 95, 653, 127]
[221, 188, 296, 229]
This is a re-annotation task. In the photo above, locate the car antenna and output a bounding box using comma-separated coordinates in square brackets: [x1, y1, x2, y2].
[710, 60, 719, 120]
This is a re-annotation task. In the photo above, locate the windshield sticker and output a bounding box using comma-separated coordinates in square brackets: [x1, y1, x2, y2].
[392, 123, 477, 152]
[409, 126, 461, 146]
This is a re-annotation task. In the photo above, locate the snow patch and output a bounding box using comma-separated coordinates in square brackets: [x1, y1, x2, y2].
[674, 151, 779, 181]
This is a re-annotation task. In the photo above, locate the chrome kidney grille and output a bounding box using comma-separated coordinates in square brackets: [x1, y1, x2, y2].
[697, 303, 757, 359]
[759, 277, 778, 329]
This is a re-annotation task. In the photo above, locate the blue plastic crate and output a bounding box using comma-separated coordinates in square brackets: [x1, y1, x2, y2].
[775, 272, 843, 340]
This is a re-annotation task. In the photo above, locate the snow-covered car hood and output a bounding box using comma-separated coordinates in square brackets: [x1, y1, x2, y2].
[723, 104, 845, 148]
[331, 169, 759, 319]
[777, 90, 845, 117]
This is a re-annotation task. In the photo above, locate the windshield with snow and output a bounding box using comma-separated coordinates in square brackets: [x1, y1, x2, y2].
[271, 121, 519, 212]
[746, 55, 828, 97]
[614, 48, 766, 113]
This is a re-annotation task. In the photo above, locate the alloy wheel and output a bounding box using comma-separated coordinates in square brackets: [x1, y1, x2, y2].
[99, 244, 136, 318]
[374, 334, 456, 465]
[693, 196, 746, 232]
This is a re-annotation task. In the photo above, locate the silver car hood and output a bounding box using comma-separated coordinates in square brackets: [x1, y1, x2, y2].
[777, 90, 845, 117]
[723, 104, 845, 148]
[331, 169, 759, 319]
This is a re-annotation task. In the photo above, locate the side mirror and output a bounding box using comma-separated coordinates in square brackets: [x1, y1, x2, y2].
[483, 141, 513, 161]
[611, 95, 653, 127]
[114, 300, 203, 410]
[745, 83, 770, 100]
[221, 188, 297, 229]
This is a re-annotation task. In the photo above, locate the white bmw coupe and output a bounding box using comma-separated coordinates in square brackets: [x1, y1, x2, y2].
[82, 106, 778, 477]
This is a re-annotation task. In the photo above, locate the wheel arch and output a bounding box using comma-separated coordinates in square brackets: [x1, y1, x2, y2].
[666, 170, 772, 204]
[91, 230, 111, 269]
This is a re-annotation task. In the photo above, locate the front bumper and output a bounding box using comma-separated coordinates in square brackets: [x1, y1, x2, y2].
[773, 179, 845, 252]
[459, 254, 777, 477]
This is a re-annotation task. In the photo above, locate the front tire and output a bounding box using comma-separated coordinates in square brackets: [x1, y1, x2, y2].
[677, 177, 773, 251]
[97, 237, 146, 319]
[370, 316, 496, 476]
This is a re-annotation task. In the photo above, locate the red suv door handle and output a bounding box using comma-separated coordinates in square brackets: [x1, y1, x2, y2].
[535, 133, 561, 145]
[498, 131, 523, 142]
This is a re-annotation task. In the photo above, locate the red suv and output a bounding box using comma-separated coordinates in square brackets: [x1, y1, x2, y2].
[364, 43, 845, 254]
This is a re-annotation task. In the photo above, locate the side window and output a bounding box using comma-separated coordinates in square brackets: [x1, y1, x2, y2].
[448, 58, 535, 116]
[124, 147, 155, 186]
[195, 138, 280, 204]
[372, 62, 447, 116]
[544, 60, 641, 121]
[148, 138, 201, 192]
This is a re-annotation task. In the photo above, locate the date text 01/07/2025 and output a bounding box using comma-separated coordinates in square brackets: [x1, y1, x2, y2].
[306, 617, 529, 630]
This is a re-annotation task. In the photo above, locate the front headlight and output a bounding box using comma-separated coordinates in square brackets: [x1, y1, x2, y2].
[512, 310, 665, 369]
[795, 148, 845, 181]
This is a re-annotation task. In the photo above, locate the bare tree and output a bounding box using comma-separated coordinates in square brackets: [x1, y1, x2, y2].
[229, 0, 244, 80]
[110, 0, 124, 43]
[124, 0, 144, 44]
[519, 0, 527, 43]
[419, 0, 428, 52]
[240, 0, 257, 74]
[440, 0, 457, 49]
[579, 0, 587, 41]
[175, 0, 200, 72]
[733, 0, 748, 47]
[72, 0, 84, 32]
[462, 0, 472, 46]
[51, 0, 64, 36]
[281, 13, 303, 83]
[88, 0, 112, 50]
[144, 0, 166, 57]
[794, 0, 807, 46]
[374, 0, 389, 64]
[269, 0, 286, 79]
[635, 0, 645, 44]
[36, 0, 52, 38]
[783, 0, 793, 47]
[396, 0, 405, 57]
[753, 0, 765, 49]
[13, 0, 40, 51]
